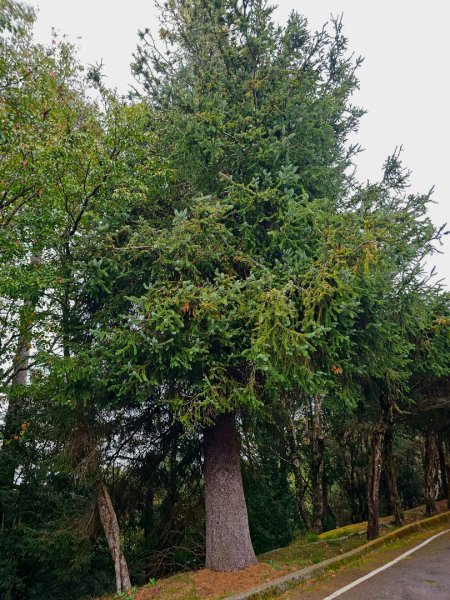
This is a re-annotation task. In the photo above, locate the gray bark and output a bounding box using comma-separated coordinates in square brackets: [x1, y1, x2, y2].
[444, 438, 450, 511]
[203, 412, 256, 571]
[285, 406, 309, 529]
[95, 479, 131, 593]
[437, 435, 448, 502]
[366, 421, 386, 540]
[424, 429, 439, 517]
[1, 261, 40, 493]
[383, 425, 404, 526]
[310, 395, 324, 533]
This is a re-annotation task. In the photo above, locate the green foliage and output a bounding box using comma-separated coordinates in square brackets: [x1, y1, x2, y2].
[243, 421, 298, 554]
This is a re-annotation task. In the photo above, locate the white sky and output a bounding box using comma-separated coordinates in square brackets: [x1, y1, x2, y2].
[30, 0, 450, 285]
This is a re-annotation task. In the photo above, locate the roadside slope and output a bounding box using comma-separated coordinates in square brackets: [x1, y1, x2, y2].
[279, 524, 450, 599]
[102, 501, 449, 600]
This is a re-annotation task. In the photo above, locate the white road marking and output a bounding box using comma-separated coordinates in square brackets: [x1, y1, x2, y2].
[321, 528, 450, 600]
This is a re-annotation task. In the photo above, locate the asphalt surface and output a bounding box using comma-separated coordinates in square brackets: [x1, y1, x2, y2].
[283, 528, 450, 600]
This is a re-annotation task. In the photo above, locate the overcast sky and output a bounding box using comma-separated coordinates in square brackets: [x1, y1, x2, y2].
[30, 0, 450, 285]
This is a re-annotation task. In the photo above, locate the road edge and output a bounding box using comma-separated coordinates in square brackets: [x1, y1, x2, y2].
[225, 511, 450, 600]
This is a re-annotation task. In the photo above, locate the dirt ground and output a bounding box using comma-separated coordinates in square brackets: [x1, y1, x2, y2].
[134, 563, 290, 599]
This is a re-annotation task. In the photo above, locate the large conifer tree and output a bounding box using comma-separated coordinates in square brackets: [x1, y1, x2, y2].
[128, 0, 370, 569]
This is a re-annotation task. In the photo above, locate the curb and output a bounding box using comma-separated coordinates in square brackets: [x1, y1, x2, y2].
[225, 511, 450, 600]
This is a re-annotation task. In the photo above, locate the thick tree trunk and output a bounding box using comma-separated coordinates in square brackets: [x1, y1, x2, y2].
[383, 425, 404, 526]
[366, 422, 386, 541]
[310, 395, 324, 533]
[95, 479, 131, 593]
[203, 412, 256, 571]
[424, 429, 439, 517]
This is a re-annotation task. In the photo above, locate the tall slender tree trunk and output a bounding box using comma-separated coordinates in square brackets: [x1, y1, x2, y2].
[322, 466, 336, 530]
[349, 455, 357, 523]
[95, 479, 131, 593]
[383, 425, 404, 526]
[310, 395, 325, 533]
[424, 429, 438, 517]
[11, 324, 31, 387]
[142, 488, 155, 540]
[0, 312, 31, 528]
[444, 438, 450, 511]
[291, 455, 309, 530]
[58, 240, 132, 592]
[366, 421, 386, 540]
[347, 443, 363, 524]
[1, 255, 40, 497]
[437, 436, 448, 502]
[285, 407, 309, 529]
[203, 412, 256, 571]
[1, 312, 31, 485]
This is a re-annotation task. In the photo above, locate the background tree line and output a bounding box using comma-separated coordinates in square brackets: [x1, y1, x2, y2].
[1, 1, 449, 598]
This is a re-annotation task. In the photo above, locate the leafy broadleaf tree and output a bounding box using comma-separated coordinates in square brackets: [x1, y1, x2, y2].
[0, 4, 169, 592]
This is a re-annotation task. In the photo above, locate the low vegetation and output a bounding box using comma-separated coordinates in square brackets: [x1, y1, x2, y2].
[103, 502, 448, 600]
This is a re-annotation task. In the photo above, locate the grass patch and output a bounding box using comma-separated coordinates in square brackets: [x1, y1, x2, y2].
[102, 501, 448, 600]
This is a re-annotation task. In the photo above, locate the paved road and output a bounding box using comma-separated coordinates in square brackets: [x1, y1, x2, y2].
[283, 528, 450, 600]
